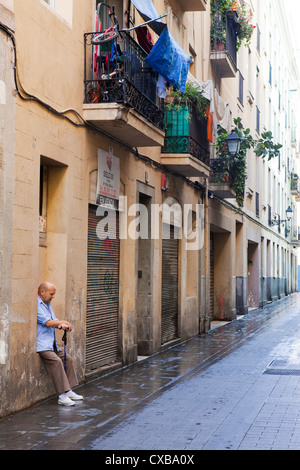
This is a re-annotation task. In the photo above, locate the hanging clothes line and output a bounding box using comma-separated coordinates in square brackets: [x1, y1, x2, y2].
[145, 27, 191, 93]
[135, 25, 154, 53]
[187, 73, 232, 134]
[130, 0, 166, 36]
[130, 0, 191, 93]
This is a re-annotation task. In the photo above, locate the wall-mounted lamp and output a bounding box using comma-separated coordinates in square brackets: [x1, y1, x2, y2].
[225, 131, 242, 156]
[271, 206, 293, 226]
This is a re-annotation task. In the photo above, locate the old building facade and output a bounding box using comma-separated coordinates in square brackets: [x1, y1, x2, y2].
[0, 0, 299, 418]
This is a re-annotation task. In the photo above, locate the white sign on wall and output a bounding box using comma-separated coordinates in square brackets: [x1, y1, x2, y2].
[96, 148, 120, 209]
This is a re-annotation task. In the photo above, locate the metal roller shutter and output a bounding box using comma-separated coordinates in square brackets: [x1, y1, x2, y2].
[161, 226, 179, 344]
[210, 234, 214, 319]
[86, 205, 120, 372]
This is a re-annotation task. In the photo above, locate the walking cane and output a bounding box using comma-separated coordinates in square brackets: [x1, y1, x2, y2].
[62, 329, 67, 373]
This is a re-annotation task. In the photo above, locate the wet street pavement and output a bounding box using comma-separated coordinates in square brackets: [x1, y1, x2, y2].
[2, 294, 300, 451]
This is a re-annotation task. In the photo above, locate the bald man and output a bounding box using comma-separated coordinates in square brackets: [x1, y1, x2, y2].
[37, 282, 83, 406]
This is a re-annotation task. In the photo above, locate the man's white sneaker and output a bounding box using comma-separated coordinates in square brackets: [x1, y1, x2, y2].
[66, 390, 83, 401]
[58, 394, 75, 406]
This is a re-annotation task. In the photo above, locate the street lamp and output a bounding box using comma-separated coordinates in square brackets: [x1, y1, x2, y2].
[271, 206, 293, 226]
[225, 131, 241, 156]
[286, 206, 293, 219]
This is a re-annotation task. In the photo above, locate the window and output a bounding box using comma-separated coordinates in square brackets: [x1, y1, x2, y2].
[255, 66, 260, 112]
[256, 24, 261, 54]
[255, 192, 259, 218]
[39, 158, 68, 247]
[43, 0, 56, 8]
[96, 1, 124, 29]
[189, 45, 197, 77]
[268, 204, 272, 227]
[238, 71, 244, 105]
[256, 105, 260, 134]
[42, 0, 73, 26]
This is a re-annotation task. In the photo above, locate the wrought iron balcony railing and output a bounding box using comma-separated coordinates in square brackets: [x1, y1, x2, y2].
[224, 15, 237, 67]
[209, 157, 237, 199]
[84, 31, 164, 131]
[210, 14, 238, 75]
[210, 157, 231, 182]
[162, 104, 210, 166]
[291, 173, 300, 196]
[291, 226, 300, 246]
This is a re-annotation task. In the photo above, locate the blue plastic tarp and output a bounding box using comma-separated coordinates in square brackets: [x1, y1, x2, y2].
[131, 0, 190, 93]
[145, 27, 191, 93]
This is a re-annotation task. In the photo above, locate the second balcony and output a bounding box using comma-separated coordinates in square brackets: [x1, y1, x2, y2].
[161, 102, 211, 177]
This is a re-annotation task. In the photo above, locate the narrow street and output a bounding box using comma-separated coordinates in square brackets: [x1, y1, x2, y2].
[2, 294, 300, 451]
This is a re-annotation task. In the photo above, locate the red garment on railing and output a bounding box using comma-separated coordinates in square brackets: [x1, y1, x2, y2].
[206, 106, 213, 143]
[136, 25, 154, 53]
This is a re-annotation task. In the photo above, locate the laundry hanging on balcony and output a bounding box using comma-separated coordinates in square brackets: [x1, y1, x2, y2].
[130, 0, 166, 36]
[135, 25, 154, 54]
[186, 73, 232, 141]
[145, 27, 191, 93]
[195, 78, 232, 134]
[131, 0, 191, 93]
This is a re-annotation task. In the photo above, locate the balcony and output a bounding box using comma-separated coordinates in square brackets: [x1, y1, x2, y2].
[161, 104, 210, 177]
[176, 0, 207, 12]
[291, 173, 300, 200]
[291, 227, 300, 247]
[209, 158, 236, 199]
[83, 31, 165, 147]
[210, 14, 237, 78]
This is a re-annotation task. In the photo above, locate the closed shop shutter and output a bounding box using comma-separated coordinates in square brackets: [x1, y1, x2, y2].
[210, 234, 214, 318]
[86, 205, 120, 372]
[161, 225, 179, 344]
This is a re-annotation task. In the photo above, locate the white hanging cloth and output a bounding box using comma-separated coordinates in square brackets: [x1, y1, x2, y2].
[187, 74, 232, 134]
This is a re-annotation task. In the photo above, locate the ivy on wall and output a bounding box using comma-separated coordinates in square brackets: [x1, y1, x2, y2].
[213, 118, 282, 207]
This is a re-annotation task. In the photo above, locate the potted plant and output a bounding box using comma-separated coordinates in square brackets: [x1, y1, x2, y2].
[235, 1, 256, 50]
[165, 82, 209, 121]
[210, 0, 255, 52]
[210, 1, 229, 49]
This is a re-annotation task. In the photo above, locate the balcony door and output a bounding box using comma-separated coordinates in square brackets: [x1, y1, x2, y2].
[95, 0, 125, 30]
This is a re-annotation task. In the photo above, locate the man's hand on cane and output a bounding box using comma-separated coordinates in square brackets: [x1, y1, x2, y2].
[58, 321, 72, 332]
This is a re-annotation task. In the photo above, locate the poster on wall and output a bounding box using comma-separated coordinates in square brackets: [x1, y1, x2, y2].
[96, 147, 120, 209]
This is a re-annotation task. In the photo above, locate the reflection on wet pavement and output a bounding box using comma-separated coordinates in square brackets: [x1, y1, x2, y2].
[0, 295, 297, 450]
